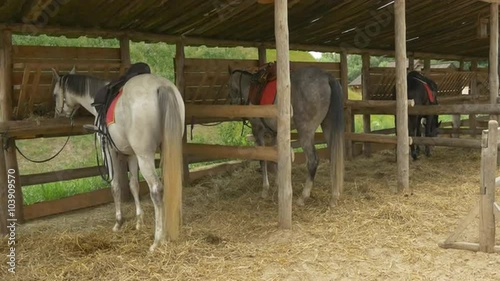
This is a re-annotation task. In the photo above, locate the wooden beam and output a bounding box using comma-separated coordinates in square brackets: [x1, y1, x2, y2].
[184, 143, 278, 162]
[0, 29, 23, 222]
[0, 117, 94, 139]
[346, 132, 404, 145]
[23, 183, 150, 221]
[350, 104, 500, 115]
[186, 104, 277, 119]
[20, 166, 102, 186]
[275, 0, 292, 229]
[412, 136, 482, 149]
[395, 0, 410, 195]
[0, 24, 486, 61]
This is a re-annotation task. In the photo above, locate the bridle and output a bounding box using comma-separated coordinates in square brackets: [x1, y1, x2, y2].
[54, 75, 78, 119]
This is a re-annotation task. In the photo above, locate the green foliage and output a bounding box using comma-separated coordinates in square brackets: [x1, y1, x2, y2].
[216, 122, 253, 146]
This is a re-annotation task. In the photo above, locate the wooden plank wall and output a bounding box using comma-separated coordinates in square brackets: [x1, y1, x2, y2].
[11, 45, 123, 119]
[367, 67, 485, 100]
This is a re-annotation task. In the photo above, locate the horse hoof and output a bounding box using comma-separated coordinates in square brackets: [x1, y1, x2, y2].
[296, 197, 305, 206]
[112, 224, 121, 232]
[149, 244, 157, 252]
[136, 214, 144, 230]
[329, 199, 338, 208]
[261, 189, 269, 199]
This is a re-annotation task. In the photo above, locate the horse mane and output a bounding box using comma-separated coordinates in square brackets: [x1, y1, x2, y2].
[59, 74, 109, 98]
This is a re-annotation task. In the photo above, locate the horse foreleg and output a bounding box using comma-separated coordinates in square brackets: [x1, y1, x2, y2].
[109, 150, 124, 232]
[128, 155, 144, 230]
[137, 155, 164, 251]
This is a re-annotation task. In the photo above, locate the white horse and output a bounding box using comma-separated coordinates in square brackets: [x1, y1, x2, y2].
[52, 69, 185, 251]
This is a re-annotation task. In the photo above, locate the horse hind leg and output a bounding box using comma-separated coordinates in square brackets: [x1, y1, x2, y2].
[128, 155, 144, 230]
[296, 131, 318, 206]
[137, 155, 164, 251]
[253, 127, 270, 198]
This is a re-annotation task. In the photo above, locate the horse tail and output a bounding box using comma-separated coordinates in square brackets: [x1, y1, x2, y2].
[157, 84, 185, 240]
[328, 76, 345, 205]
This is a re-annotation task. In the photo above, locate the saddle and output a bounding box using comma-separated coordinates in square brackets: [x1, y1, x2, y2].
[248, 62, 278, 105]
[93, 62, 152, 112]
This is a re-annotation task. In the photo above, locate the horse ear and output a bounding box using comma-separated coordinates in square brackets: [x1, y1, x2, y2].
[69, 66, 76, 74]
[437, 120, 442, 128]
[51, 68, 60, 80]
[228, 65, 233, 74]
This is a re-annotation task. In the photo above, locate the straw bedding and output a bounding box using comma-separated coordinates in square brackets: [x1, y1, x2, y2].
[2, 147, 500, 280]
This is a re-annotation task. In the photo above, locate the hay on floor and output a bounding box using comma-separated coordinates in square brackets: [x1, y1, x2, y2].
[2, 147, 500, 281]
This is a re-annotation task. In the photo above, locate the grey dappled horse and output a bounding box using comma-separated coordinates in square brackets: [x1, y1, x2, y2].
[228, 66, 345, 207]
[52, 69, 185, 251]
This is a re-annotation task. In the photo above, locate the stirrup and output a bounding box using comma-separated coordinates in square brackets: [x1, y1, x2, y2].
[83, 124, 99, 133]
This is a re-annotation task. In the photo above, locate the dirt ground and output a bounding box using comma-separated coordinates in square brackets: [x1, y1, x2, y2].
[2, 146, 500, 281]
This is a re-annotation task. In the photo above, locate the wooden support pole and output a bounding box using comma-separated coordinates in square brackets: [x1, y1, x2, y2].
[394, 0, 410, 195]
[408, 56, 414, 71]
[175, 41, 189, 184]
[118, 36, 131, 202]
[340, 52, 352, 159]
[275, 0, 293, 229]
[423, 58, 431, 74]
[361, 53, 371, 156]
[258, 45, 267, 66]
[0, 29, 23, 222]
[490, 3, 499, 121]
[0, 137, 8, 236]
[479, 120, 497, 253]
[470, 60, 478, 137]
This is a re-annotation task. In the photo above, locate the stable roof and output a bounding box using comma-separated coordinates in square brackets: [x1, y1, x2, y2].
[0, 0, 496, 59]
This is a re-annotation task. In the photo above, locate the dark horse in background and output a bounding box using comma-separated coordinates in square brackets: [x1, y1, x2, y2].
[228, 64, 344, 207]
[394, 71, 441, 160]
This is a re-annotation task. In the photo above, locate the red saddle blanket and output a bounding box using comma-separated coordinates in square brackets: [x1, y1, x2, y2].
[422, 82, 435, 103]
[106, 88, 124, 125]
[260, 79, 277, 105]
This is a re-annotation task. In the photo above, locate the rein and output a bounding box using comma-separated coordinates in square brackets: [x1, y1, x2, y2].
[12, 118, 74, 164]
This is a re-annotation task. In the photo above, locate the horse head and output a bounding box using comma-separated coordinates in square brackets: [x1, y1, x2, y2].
[227, 66, 252, 105]
[51, 68, 81, 118]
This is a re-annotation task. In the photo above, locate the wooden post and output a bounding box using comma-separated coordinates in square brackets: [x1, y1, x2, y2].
[275, 0, 292, 229]
[470, 60, 478, 137]
[394, 0, 410, 195]
[423, 59, 431, 74]
[0, 137, 8, 236]
[0, 29, 23, 222]
[408, 56, 414, 71]
[175, 41, 189, 184]
[479, 120, 497, 253]
[361, 53, 371, 156]
[451, 60, 466, 138]
[489, 3, 499, 122]
[340, 52, 352, 159]
[118, 36, 131, 202]
[258, 45, 267, 66]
